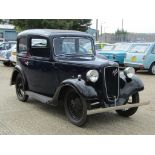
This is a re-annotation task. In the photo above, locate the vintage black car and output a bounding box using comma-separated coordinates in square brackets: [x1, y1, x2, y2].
[10, 29, 147, 126]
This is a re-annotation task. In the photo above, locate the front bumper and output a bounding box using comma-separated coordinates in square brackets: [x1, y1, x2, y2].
[88, 101, 149, 113]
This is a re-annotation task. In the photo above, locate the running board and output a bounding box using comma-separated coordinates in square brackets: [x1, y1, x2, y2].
[88, 101, 150, 114]
[25, 91, 53, 104]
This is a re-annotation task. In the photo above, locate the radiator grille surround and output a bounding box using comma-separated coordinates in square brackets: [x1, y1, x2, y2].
[104, 66, 119, 103]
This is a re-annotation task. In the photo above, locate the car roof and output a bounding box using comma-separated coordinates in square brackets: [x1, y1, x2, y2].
[18, 29, 92, 38]
[131, 42, 155, 45]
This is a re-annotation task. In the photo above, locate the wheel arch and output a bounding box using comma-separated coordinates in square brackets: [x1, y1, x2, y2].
[10, 69, 19, 85]
[10, 67, 28, 90]
[150, 61, 155, 68]
[53, 84, 84, 106]
[52, 79, 98, 106]
[149, 61, 155, 74]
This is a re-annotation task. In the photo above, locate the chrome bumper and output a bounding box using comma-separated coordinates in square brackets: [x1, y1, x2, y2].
[88, 101, 149, 114]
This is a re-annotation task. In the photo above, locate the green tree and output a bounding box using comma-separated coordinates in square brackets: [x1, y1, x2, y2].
[10, 19, 91, 32]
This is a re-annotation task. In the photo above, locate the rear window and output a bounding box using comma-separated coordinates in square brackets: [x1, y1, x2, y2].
[114, 43, 130, 51]
[129, 44, 150, 53]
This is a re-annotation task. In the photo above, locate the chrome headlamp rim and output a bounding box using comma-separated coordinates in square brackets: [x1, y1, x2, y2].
[124, 67, 135, 78]
[86, 69, 99, 83]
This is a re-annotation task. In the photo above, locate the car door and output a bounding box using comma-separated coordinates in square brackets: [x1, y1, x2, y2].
[144, 44, 155, 69]
[20, 36, 59, 97]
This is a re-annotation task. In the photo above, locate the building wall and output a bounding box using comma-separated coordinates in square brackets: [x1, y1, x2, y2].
[0, 29, 17, 41]
[99, 33, 155, 43]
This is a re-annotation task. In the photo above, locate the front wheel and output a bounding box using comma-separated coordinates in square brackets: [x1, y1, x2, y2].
[15, 74, 28, 102]
[64, 89, 87, 126]
[116, 93, 139, 117]
[149, 63, 155, 75]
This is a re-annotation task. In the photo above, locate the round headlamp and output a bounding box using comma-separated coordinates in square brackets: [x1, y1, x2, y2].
[86, 70, 99, 83]
[124, 67, 135, 78]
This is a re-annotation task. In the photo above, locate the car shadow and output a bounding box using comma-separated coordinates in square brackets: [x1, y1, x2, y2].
[85, 111, 133, 128]
[26, 98, 134, 129]
[26, 98, 67, 121]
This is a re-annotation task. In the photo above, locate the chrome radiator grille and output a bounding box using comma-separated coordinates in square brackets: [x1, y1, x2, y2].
[104, 66, 119, 102]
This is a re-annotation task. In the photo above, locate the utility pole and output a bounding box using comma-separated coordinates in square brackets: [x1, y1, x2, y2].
[96, 19, 98, 41]
[104, 27, 106, 42]
[101, 24, 102, 35]
[122, 19, 124, 41]
[122, 18, 124, 31]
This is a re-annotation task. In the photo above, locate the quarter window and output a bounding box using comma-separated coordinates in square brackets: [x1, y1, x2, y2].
[30, 38, 50, 58]
[18, 37, 27, 53]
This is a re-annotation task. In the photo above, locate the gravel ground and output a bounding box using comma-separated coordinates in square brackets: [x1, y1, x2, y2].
[0, 63, 155, 135]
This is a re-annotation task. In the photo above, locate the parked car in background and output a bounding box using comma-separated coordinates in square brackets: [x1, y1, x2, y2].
[10, 29, 146, 126]
[0, 41, 16, 52]
[0, 38, 5, 42]
[0, 42, 16, 66]
[9, 44, 17, 66]
[96, 43, 115, 52]
[124, 42, 155, 74]
[97, 43, 131, 66]
[95, 42, 106, 50]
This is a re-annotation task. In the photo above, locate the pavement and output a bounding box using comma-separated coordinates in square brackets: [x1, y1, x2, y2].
[0, 63, 155, 135]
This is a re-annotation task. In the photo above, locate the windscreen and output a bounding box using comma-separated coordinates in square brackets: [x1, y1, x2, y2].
[53, 37, 94, 56]
[128, 44, 150, 53]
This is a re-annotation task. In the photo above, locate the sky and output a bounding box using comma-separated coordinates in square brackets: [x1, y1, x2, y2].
[91, 18, 155, 34]
[89, 0, 155, 33]
[1, 0, 155, 33]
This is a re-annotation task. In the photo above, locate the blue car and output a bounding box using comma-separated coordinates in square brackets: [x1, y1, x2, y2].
[98, 43, 132, 66]
[124, 42, 155, 75]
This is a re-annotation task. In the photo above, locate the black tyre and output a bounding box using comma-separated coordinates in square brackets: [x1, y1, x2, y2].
[134, 68, 139, 72]
[116, 93, 139, 117]
[3, 61, 11, 66]
[15, 74, 28, 102]
[149, 63, 155, 75]
[64, 89, 87, 126]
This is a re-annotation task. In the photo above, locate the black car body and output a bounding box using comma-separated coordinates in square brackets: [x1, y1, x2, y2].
[10, 29, 145, 126]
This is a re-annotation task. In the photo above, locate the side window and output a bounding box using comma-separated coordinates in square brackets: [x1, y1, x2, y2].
[5, 43, 10, 50]
[0, 43, 5, 50]
[30, 38, 50, 58]
[18, 37, 27, 54]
